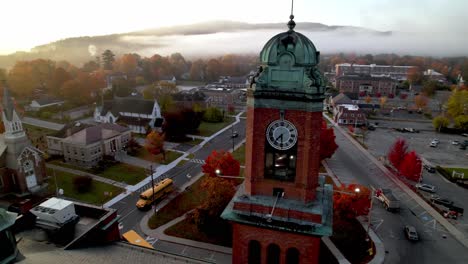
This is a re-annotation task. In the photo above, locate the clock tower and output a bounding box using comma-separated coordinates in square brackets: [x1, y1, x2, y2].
[222, 15, 333, 264]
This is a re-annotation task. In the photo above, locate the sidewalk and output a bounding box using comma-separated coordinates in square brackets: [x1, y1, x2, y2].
[115, 152, 159, 169]
[46, 163, 128, 189]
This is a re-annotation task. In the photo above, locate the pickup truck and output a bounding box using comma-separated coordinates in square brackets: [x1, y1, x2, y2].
[376, 188, 400, 212]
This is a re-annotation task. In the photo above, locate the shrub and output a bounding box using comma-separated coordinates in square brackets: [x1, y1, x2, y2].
[73, 176, 93, 193]
[202, 107, 224, 123]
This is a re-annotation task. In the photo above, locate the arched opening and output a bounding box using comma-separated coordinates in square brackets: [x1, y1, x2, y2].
[248, 240, 261, 264]
[267, 243, 280, 264]
[286, 247, 300, 264]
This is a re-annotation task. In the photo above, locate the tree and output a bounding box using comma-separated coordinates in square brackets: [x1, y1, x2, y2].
[102, 50, 115, 70]
[126, 137, 141, 155]
[145, 130, 165, 161]
[447, 89, 468, 118]
[202, 150, 240, 178]
[379, 96, 388, 109]
[399, 151, 422, 182]
[180, 107, 203, 133]
[414, 94, 429, 109]
[190, 176, 235, 232]
[320, 119, 338, 161]
[114, 54, 139, 74]
[454, 115, 468, 131]
[206, 59, 221, 81]
[364, 95, 372, 104]
[190, 59, 206, 81]
[432, 116, 450, 131]
[203, 107, 224, 122]
[82, 60, 100, 72]
[73, 175, 93, 193]
[407, 67, 424, 84]
[422, 80, 438, 97]
[388, 138, 408, 169]
[162, 111, 187, 141]
[333, 184, 371, 219]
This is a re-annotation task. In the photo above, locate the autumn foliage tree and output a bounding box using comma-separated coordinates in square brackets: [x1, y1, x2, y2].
[399, 151, 422, 182]
[145, 130, 165, 161]
[320, 119, 338, 161]
[388, 138, 408, 169]
[202, 150, 240, 178]
[333, 184, 371, 219]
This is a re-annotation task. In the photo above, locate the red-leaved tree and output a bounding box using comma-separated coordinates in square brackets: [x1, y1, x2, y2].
[145, 130, 166, 160]
[320, 119, 339, 161]
[202, 150, 240, 178]
[388, 138, 408, 169]
[333, 184, 371, 219]
[399, 151, 422, 182]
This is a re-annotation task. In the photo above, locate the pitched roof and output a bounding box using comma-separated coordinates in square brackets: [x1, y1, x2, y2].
[331, 93, 353, 105]
[33, 97, 64, 106]
[52, 122, 93, 138]
[62, 123, 130, 145]
[100, 98, 155, 116]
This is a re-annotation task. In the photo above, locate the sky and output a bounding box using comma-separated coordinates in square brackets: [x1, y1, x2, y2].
[1, 0, 468, 55]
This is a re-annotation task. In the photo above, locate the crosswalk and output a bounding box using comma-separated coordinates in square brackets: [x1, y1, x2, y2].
[145, 236, 158, 246]
[189, 159, 205, 164]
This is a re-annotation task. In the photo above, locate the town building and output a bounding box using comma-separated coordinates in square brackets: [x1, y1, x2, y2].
[335, 74, 397, 96]
[47, 122, 131, 168]
[334, 104, 367, 126]
[94, 97, 163, 134]
[0, 86, 46, 195]
[28, 97, 64, 111]
[335, 63, 414, 81]
[424, 69, 447, 83]
[222, 16, 332, 264]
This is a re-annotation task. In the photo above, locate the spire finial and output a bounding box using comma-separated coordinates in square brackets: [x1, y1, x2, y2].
[287, 0, 296, 31]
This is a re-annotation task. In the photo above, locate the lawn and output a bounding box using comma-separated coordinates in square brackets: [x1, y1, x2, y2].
[97, 163, 148, 185]
[148, 175, 209, 229]
[183, 138, 204, 146]
[232, 144, 245, 165]
[443, 167, 468, 179]
[46, 168, 123, 205]
[49, 160, 147, 185]
[197, 117, 235, 137]
[131, 147, 183, 165]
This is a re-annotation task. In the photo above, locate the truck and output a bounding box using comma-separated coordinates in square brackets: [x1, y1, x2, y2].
[376, 188, 400, 212]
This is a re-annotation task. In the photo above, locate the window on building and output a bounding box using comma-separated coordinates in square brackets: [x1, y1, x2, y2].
[248, 240, 261, 264]
[264, 143, 297, 182]
[286, 248, 300, 264]
[267, 243, 280, 264]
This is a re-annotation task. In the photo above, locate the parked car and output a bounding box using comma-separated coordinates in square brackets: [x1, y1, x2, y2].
[415, 183, 436, 193]
[460, 144, 467, 150]
[423, 165, 436, 173]
[462, 133, 468, 137]
[452, 140, 460, 145]
[231, 131, 239, 138]
[404, 225, 419, 241]
[368, 125, 376, 131]
[404, 128, 419, 133]
[430, 142, 438, 148]
[432, 139, 440, 143]
[430, 195, 454, 207]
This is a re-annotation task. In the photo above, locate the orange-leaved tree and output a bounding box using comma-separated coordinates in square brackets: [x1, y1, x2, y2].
[202, 150, 240, 178]
[399, 151, 422, 182]
[388, 138, 408, 169]
[320, 119, 338, 161]
[333, 183, 371, 219]
[145, 130, 165, 161]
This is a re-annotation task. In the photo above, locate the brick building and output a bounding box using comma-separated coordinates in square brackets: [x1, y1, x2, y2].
[335, 63, 414, 81]
[222, 16, 332, 264]
[335, 75, 397, 96]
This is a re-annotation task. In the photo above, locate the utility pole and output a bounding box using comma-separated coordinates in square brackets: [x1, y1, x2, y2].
[149, 165, 157, 215]
[231, 123, 235, 151]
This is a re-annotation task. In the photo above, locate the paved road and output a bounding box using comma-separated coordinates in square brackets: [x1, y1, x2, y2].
[110, 119, 245, 263]
[327, 125, 468, 264]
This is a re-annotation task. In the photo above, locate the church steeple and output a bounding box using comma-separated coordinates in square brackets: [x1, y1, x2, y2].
[2, 84, 25, 138]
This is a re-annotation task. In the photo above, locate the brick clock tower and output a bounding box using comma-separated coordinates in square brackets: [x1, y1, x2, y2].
[221, 15, 333, 264]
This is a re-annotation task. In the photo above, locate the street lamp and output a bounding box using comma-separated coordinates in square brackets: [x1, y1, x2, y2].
[215, 169, 244, 179]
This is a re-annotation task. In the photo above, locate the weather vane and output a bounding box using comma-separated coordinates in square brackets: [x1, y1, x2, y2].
[288, 0, 296, 31]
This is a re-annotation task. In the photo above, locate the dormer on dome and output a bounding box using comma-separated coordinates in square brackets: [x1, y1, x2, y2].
[249, 15, 325, 112]
[260, 16, 320, 67]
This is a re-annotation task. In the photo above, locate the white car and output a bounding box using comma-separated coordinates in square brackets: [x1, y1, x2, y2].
[432, 139, 440, 143]
[451, 140, 459, 145]
[415, 183, 436, 193]
[430, 142, 438, 148]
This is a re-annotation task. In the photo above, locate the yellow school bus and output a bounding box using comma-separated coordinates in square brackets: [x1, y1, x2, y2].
[122, 230, 153, 249]
[136, 178, 173, 210]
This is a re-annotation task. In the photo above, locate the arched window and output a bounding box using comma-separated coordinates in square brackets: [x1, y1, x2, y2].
[286, 247, 300, 264]
[266, 243, 280, 264]
[248, 240, 261, 264]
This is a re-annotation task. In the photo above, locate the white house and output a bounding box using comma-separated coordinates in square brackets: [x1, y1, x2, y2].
[94, 97, 163, 134]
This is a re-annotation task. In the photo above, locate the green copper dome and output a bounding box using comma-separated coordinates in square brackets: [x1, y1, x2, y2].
[260, 30, 319, 66]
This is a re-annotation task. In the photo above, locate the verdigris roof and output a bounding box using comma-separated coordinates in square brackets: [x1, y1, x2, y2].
[260, 16, 319, 66]
[0, 208, 17, 232]
[100, 98, 155, 116]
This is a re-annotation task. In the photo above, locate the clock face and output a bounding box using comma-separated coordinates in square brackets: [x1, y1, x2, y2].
[266, 120, 298, 150]
[24, 160, 33, 171]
